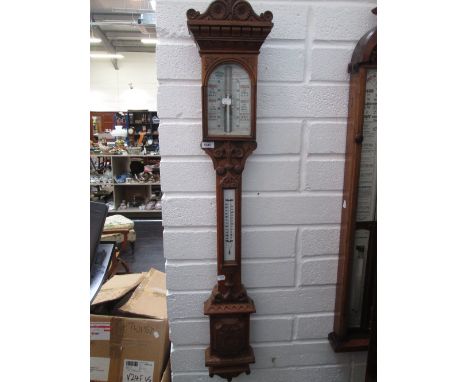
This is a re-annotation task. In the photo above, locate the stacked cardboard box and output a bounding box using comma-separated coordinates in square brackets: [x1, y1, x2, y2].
[91, 269, 170, 382]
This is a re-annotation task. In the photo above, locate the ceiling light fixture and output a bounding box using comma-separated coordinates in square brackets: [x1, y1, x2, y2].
[141, 38, 157, 44]
[90, 37, 102, 44]
[90, 53, 125, 59]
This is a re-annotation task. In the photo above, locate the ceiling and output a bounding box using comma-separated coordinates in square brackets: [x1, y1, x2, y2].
[90, 0, 156, 68]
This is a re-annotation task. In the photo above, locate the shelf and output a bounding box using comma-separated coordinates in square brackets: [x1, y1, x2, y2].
[110, 207, 162, 213]
[90, 154, 160, 158]
[91, 182, 161, 186]
[114, 182, 161, 186]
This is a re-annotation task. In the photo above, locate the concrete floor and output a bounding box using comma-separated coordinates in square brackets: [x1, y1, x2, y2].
[120, 220, 165, 273]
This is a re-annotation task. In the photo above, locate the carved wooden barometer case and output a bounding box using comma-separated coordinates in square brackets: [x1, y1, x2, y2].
[187, 1, 273, 380]
[329, 9, 377, 353]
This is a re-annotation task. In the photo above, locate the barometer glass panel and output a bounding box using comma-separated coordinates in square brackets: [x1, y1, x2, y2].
[347, 68, 377, 328]
[347, 229, 370, 327]
[207, 63, 252, 137]
[355, 69, 377, 223]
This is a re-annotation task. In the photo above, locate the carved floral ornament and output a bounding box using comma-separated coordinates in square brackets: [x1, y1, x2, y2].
[203, 141, 257, 187]
[187, 0, 273, 22]
[186, 0, 273, 53]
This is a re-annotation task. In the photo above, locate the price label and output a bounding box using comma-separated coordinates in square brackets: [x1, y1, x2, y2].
[201, 141, 215, 149]
[123, 359, 154, 382]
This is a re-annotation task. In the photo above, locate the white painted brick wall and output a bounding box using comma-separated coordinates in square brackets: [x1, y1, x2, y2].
[170, 316, 293, 346]
[295, 313, 335, 340]
[166, 259, 296, 290]
[258, 46, 305, 82]
[300, 258, 339, 286]
[257, 84, 349, 118]
[172, 365, 350, 382]
[242, 228, 296, 259]
[256, 122, 302, 154]
[301, 227, 341, 257]
[156, 0, 375, 381]
[158, 85, 201, 118]
[170, 342, 352, 372]
[308, 122, 347, 154]
[311, 4, 376, 41]
[309, 45, 354, 82]
[157, 43, 201, 80]
[305, 159, 345, 191]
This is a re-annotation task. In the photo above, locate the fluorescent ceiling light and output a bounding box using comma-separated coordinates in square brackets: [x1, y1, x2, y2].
[141, 38, 157, 44]
[90, 53, 124, 59]
[90, 37, 102, 44]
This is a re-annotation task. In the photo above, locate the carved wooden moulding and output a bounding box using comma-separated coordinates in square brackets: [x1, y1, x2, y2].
[187, 0, 273, 53]
[205, 294, 256, 380]
[348, 27, 377, 73]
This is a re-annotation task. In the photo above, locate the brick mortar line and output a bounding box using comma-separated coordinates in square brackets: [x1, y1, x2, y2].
[263, 41, 307, 49]
[163, 224, 340, 232]
[159, 80, 347, 86]
[308, 80, 350, 87]
[167, 284, 338, 296]
[159, 0, 373, 3]
[166, 258, 294, 266]
[312, 39, 359, 47]
[162, 154, 302, 162]
[172, 338, 332, 351]
[294, 226, 303, 288]
[163, 190, 343, 197]
[306, 154, 346, 160]
[163, 223, 341, 230]
[171, 314, 298, 324]
[302, 254, 339, 261]
[159, 117, 347, 123]
[172, 363, 353, 377]
[303, 5, 315, 84]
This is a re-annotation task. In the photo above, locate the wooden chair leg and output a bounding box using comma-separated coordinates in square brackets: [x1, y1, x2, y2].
[106, 249, 121, 279]
[121, 232, 128, 252]
[117, 257, 131, 274]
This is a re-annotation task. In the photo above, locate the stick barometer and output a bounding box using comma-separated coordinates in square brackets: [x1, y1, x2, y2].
[329, 8, 377, 353]
[187, 1, 273, 380]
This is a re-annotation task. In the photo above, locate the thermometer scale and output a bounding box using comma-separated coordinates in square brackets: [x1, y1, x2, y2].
[223, 189, 236, 262]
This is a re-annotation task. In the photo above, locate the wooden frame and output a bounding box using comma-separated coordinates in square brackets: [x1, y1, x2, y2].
[329, 19, 377, 353]
[187, 1, 273, 380]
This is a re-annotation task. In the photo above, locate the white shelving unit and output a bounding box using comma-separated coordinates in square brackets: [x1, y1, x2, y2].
[90, 155, 162, 217]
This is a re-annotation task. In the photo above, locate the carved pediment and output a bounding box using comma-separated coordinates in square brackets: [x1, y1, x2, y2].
[187, 0, 273, 53]
[187, 0, 273, 22]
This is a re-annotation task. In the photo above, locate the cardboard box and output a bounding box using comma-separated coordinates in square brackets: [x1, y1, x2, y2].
[92, 273, 146, 306]
[91, 269, 169, 382]
[118, 268, 167, 320]
[161, 361, 171, 382]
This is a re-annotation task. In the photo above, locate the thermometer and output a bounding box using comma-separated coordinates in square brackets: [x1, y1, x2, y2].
[223, 189, 236, 262]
